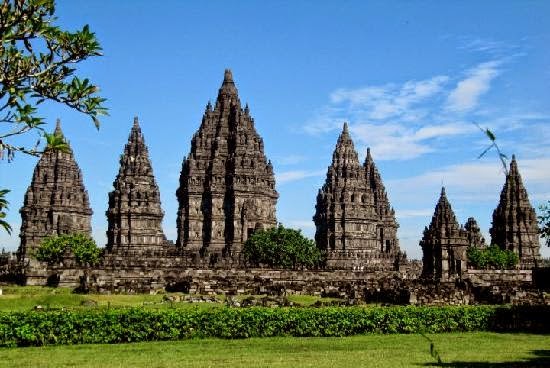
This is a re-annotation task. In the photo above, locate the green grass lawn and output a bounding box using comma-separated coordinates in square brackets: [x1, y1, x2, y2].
[0, 286, 340, 311]
[1, 333, 549, 367]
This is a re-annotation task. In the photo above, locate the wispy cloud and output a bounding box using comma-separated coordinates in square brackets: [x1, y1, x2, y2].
[351, 122, 474, 160]
[330, 75, 449, 121]
[276, 169, 325, 184]
[388, 157, 550, 203]
[274, 154, 308, 166]
[446, 61, 502, 112]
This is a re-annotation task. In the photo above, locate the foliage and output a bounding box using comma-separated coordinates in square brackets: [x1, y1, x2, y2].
[35, 233, 101, 266]
[0, 0, 107, 161]
[467, 245, 519, 270]
[0, 188, 12, 234]
[538, 201, 550, 247]
[474, 122, 508, 175]
[0, 305, 548, 347]
[243, 224, 323, 269]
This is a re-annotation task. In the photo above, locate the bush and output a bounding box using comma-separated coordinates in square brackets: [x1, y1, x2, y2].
[1, 305, 547, 347]
[35, 233, 101, 266]
[467, 245, 519, 270]
[243, 224, 323, 269]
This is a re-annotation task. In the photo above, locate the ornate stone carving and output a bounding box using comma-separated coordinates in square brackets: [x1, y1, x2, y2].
[18, 120, 92, 261]
[313, 123, 401, 270]
[176, 69, 278, 256]
[490, 155, 540, 266]
[420, 187, 469, 281]
[106, 117, 167, 252]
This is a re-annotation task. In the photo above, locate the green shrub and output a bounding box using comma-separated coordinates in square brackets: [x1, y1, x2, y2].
[243, 224, 323, 269]
[2, 305, 547, 347]
[467, 245, 519, 270]
[35, 233, 101, 266]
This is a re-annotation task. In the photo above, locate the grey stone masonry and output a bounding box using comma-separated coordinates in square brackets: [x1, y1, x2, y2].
[176, 69, 278, 256]
[313, 123, 401, 270]
[490, 155, 541, 267]
[106, 117, 168, 252]
[18, 120, 92, 261]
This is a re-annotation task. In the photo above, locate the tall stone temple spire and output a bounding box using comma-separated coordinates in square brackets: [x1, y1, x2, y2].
[420, 187, 469, 281]
[490, 155, 540, 266]
[18, 120, 93, 260]
[106, 117, 167, 252]
[313, 123, 400, 270]
[176, 69, 278, 256]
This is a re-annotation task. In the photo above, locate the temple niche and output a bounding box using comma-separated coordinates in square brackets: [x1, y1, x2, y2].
[18, 120, 93, 261]
[105, 118, 168, 253]
[313, 123, 401, 270]
[490, 155, 541, 267]
[176, 69, 278, 257]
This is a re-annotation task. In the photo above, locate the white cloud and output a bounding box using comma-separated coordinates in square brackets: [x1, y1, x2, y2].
[274, 154, 308, 166]
[351, 122, 473, 160]
[396, 209, 434, 218]
[388, 157, 550, 203]
[276, 169, 325, 184]
[329, 75, 449, 121]
[446, 61, 502, 112]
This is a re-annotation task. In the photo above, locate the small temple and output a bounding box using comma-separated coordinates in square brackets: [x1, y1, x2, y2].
[490, 155, 541, 266]
[105, 117, 168, 254]
[313, 123, 401, 270]
[18, 120, 93, 262]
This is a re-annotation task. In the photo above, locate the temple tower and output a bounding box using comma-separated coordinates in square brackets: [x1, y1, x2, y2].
[106, 118, 167, 252]
[18, 120, 92, 261]
[176, 69, 278, 256]
[490, 155, 540, 266]
[420, 187, 469, 281]
[313, 123, 400, 269]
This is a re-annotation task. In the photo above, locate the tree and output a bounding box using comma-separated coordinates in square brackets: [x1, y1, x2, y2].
[35, 233, 101, 266]
[243, 224, 323, 269]
[0, 0, 107, 161]
[0, 189, 12, 234]
[538, 201, 550, 247]
[467, 245, 519, 270]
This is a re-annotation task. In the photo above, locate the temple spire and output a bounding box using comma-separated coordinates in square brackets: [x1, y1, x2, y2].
[106, 118, 166, 251]
[420, 188, 468, 281]
[490, 155, 540, 265]
[19, 122, 92, 261]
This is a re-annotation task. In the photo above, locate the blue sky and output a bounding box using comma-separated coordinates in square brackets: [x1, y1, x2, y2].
[1, 1, 549, 259]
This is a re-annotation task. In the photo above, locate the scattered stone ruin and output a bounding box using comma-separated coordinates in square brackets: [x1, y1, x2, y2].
[7, 70, 547, 305]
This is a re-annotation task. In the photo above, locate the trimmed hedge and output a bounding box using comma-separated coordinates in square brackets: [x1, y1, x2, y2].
[0, 305, 548, 347]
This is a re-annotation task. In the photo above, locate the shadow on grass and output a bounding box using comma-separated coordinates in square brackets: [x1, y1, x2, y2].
[424, 350, 550, 367]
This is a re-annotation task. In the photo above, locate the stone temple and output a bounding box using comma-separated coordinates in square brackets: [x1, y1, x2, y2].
[18, 121, 93, 262]
[176, 69, 278, 257]
[420, 188, 473, 281]
[313, 123, 401, 270]
[105, 117, 168, 254]
[490, 155, 541, 266]
[7, 70, 547, 305]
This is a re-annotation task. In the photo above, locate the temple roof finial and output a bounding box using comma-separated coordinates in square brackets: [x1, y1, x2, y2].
[54, 118, 63, 136]
[224, 68, 233, 83]
[441, 186, 446, 197]
[133, 116, 139, 127]
[343, 122, 349, 134]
